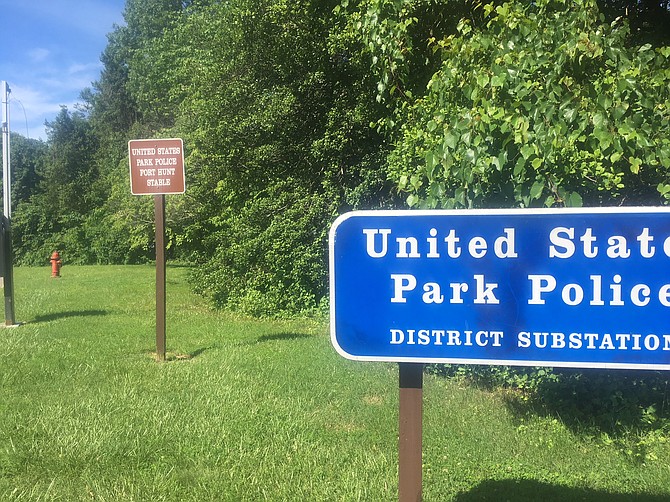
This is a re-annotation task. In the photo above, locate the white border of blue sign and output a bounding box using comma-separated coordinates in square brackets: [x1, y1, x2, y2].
[330, 207, 670, 370]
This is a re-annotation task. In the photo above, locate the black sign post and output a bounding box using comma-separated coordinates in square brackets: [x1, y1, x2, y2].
[1, 215, 15, 326]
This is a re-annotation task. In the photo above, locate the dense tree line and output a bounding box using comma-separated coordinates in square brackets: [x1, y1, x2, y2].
[8, 0, 670, 317]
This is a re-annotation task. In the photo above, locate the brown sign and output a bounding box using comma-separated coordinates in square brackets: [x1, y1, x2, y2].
[128, 138, 185, 195]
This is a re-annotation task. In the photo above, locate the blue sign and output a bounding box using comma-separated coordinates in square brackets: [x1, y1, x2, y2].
[329, 208, 670, 370]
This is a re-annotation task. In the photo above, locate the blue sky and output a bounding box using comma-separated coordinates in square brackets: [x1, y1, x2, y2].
[0, 0, 126, 140]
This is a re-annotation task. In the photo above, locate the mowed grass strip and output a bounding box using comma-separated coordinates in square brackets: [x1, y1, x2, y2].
[0, 266, 669, 501]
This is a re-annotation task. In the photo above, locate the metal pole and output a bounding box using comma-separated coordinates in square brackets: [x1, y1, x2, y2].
[399, 363, 423, 502]
[2, 81, 11, 218]
[1, 81, 15, 326]
[155, 194, 166, 361]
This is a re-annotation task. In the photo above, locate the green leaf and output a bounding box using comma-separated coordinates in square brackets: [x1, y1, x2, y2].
[491, 155, 501, 171]
[565, 192, 583, 207]
[592, 113, 605, 129]
[659, 146, 670, 168]
[530, 180, 544, 200]
[514, 156, 526, 177]
[477, 73, 489, 88]
[520, 145, 534, 160]
[594, 128, 612, 151]
[444, 133, 458, 150]
[629, 157, 642, 174]
[490, 74, 505, 87]
[610, 151, 622, 163]
[425, 150, 438, 170]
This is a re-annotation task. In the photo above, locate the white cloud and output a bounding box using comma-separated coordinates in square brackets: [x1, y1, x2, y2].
[67, 62, 102, 76]
[7, 84, 75, 140]
[3, 47, 106, 140]
[28, 48, 50, 63]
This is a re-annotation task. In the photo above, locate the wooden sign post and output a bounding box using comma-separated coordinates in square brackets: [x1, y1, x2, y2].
[154, 194, 166, 361]
[128, 138, 185, 361]
[399, 363, 423, 502]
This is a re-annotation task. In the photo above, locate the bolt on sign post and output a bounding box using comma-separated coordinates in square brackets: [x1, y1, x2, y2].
[329, 208, 670, 501]
[128, 138, 185, 361]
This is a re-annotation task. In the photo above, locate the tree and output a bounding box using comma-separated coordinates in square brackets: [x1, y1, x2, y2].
[90, 0, 190, 138]
[353, 0, 670, 208]
[121, 0, 397, 314]
[9, 133, 48, 265]
[42, 107, 100, 216]
[8, 133, 46, 209]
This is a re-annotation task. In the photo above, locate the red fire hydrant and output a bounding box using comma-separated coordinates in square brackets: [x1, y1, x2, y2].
[50, 251, 62, 278]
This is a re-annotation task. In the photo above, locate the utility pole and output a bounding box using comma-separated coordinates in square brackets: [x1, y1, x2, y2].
[1, 80, 16, 326]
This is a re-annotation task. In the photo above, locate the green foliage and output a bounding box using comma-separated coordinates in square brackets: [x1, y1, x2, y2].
[343, 0, 483, 107]
[355, 0, 670, 208]
[42, 107, 102, 215]
[191, 179, 334, 317]
[12, 108, 106, 265]
[126, 0, 395, 315]
[8, 133, 45, 209]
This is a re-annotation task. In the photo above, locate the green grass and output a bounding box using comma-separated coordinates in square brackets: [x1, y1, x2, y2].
[1, 266, 670, 501]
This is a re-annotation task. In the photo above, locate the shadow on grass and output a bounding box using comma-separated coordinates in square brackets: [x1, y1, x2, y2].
[256, 332, 312, 343]
[189, 346, 216, 358]
[147, 346, 216, 362]
[454, 478, 669, 501]
[501, 368, 670, 445]
[31, 310, 109, 323]
[428, 365, 670, 443]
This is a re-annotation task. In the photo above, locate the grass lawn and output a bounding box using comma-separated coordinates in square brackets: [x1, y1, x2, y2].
[1, 265, 670, 501]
